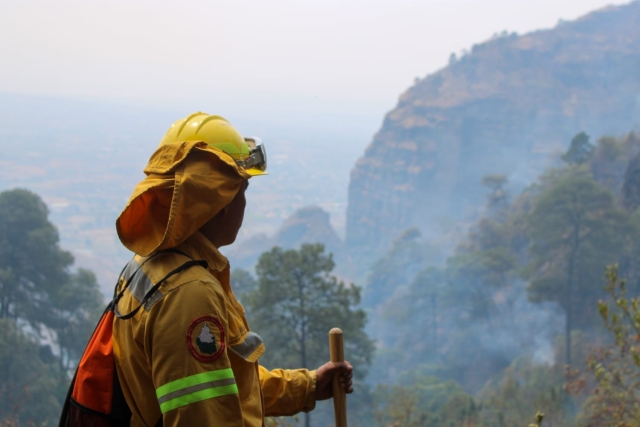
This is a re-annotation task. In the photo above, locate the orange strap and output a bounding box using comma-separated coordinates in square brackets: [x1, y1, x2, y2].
[71, 310, 115, 414]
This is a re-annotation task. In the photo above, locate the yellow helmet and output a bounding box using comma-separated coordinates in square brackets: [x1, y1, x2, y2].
[159, 112, 267, 176]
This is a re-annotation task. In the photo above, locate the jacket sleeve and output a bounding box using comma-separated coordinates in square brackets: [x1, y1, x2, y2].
[258, 365, 317, 416]
[145, 279, 245, 427]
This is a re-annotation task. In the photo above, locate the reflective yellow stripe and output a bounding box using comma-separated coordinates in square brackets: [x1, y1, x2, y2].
[156, 368, 234, 398]
[156, 369, 238, 413]
[159, 383, 238, 413]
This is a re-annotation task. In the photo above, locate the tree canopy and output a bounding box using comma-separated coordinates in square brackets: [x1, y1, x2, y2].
[561, 132, 594, 165]
[246, 243, 374, 373]
[373, 131, 640, 408]
[0, 189, 104, 425]
[239, 243, 374, 427]
[525, 168, 625, 364]
[0, 188, 73, 323]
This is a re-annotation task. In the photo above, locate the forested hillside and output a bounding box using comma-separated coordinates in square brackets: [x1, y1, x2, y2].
[347, 1, 640, 261]
[349, 131, 640, 426]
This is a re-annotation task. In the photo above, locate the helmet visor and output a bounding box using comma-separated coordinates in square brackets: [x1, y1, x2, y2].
[238, 137, 267, 175]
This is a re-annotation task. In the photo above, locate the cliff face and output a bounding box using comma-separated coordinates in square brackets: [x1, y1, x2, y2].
[346, 2, 640, 255]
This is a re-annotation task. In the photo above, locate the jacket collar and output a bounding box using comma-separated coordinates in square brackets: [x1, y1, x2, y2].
[179, 231, 229, 273]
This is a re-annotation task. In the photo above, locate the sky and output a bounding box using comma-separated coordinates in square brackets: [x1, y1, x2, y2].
[0, 0, 633, 120]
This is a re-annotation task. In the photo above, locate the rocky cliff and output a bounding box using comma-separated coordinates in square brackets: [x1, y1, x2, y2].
[346, 1, 640, 257]
[273, 206, 342, 253]
[227, 206, 342, 269]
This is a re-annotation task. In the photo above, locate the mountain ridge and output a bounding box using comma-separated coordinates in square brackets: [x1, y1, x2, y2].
[346, 1, 640, 258]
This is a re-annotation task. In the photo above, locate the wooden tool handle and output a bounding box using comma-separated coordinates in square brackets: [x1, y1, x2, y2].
[329, 328, 348, 427]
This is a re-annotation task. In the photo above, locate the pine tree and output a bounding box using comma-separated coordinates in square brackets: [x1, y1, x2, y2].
[246, 244, 374, 427]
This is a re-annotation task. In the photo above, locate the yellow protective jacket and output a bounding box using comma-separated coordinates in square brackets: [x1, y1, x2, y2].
[113, 141, 316, 426]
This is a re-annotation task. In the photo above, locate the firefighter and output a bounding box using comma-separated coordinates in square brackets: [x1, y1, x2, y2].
[113, 112, 353, 426]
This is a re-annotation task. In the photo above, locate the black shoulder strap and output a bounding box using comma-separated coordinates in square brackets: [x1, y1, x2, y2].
[113, 250, 208, 320]
[58, 370, 77, 427]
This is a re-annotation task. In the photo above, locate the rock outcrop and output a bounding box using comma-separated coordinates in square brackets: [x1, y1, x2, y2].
[273, 206, 342, 254]
[346, 2, 640, 257]
[227, 206, 342, 269]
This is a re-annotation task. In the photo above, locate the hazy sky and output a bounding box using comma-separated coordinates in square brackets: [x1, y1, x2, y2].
[1, 0, 632, 116]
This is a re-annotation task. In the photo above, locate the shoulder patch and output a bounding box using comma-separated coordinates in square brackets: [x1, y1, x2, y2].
[186, 316, 226, 362]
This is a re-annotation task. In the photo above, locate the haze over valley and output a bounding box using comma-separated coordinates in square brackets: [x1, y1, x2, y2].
[2, 1, 640, 426]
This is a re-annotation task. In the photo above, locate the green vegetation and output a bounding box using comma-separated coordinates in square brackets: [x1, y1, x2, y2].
[0, 189, 103, 426]
[237, 243, 375, 427]
[373, 374, 478, 427]
[360, 131, 640, 426]
[0, 318, 61, 426]
[525, 167, 624, 365]
[5, 131, 640, 426]
[567, 265, 640, 426]
[561, 133, 594, 166]
[246, 244, 374, 373]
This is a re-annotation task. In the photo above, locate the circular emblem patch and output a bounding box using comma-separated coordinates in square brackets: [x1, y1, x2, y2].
[186, 316, 226, 362]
